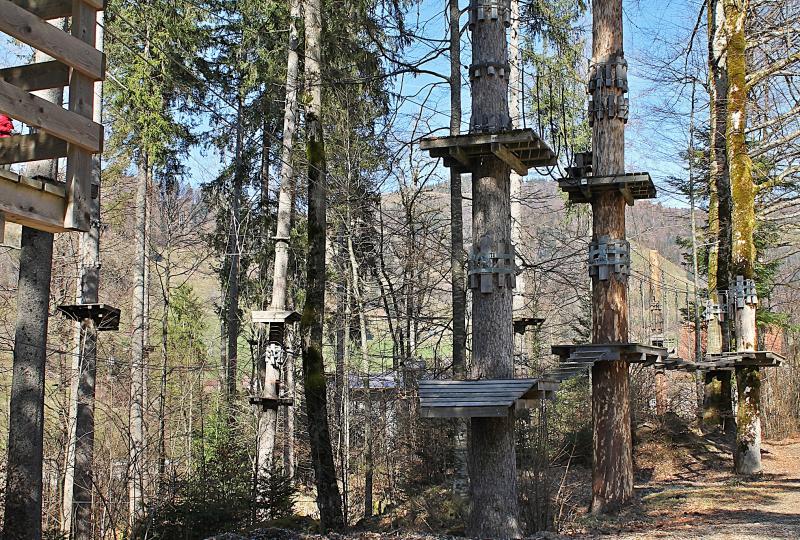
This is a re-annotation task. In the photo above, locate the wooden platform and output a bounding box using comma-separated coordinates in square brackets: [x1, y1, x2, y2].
[0, 168, 67, 231]
[418, 378, 558, 418]
[249, 396, 294, 411]
[558, 172, 656, 206]
[551, 342, 668, 366]
[57, 303, 120, 331]
[513, 316, 545, 334]
[0, 0, 105, 232]
[251, 309, 301, 324]
[419, 128, 556, 174]
[704, 351, 784, 369]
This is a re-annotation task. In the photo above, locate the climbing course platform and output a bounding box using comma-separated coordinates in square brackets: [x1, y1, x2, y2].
[0, 0, 105, 232]
[703, 351, 784, 369]
[419, 128, 557, 174]
[58, 303, 120, 331]
[418, 378, 559, 418]
[557, 150, 656, 206]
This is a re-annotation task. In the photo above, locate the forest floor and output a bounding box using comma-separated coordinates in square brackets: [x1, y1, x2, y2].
[211, 419, 800, 540]
[559, 419, 800, 539]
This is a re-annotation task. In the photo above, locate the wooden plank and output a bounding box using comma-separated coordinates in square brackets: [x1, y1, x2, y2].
[0, 132, 67, 164]
[491, 142, 528, 175]
[419, 405, 510, 418]
[0, 169, 66, 231]
[0, 79, 101, 152]
[419, 379, 537, 386]
[448, 146, 470, 168]
[0, 60, 70, 91]
[63, 0, 98, 231]
[0, 0, 104, 80]
[419, 381, 539, 391]
[10, 0, 104, 19]
[421, 401, 515, 407]
[419, 388, 529, 396]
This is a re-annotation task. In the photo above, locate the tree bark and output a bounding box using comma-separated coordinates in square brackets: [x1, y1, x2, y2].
[347, 233, 373, 518]
[301, 0, 345, 528]
[3, 120, 60, 537]
[723, 0, 761, 475]
[589, 0, 634, 513]
[64, 66, 103, 538]
[465, 0, 521, 535]
[257, 0, 302, 484]
[224, 97, 245, 400]
[705, 0, 734, 433]
[4, 227, 54, 540]
[129, 161, 149, 527]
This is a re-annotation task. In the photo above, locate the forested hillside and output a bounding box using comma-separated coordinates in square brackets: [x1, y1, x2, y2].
[0, 0, 798, 539]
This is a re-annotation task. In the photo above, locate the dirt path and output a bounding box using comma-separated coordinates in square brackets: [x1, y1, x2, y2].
[567, 437, 800, 540]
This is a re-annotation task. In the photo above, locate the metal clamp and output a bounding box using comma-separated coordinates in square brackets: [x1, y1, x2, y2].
[468, 0, 512, 30]
[468, 239, 516, 293]
[588, 95, 629, 126]
[469, 61, 510, 81]
[733, 275, 757, 308]
[588, 56, 628, 94]
[588, 236, 630, 281]
[470, 113, 512, 133]
[704, 300, 725, 322]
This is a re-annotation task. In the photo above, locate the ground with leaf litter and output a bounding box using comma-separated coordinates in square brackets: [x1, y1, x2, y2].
[208, 423, 800, 540]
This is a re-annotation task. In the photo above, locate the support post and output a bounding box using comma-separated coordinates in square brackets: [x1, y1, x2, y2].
[62, 12, 103, 537]
[466, 0, 521, 536]
[589, 0, 634, 513]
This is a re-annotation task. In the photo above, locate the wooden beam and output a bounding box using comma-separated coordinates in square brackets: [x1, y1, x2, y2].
[0, 0, 104, 80]
[419, 405, 510, 418]
[0, 169, 67, 232]
[448, 145, 470, 168]
[0, 79, 102, 152]
[0, 132, 67, 164]
[491, 142, 528, 175]
[62, 0, 98, 231]
[9, 0, 104, 20]
[0, 60, 70, 91]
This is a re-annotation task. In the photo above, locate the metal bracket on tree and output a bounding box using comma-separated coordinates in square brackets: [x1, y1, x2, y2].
[704, 300, 725, 321]
[587, 54, 629, 127]
[469, 61, 510, 81]
[732, 275, 758, 308]
[468, 238, 517, 293]
[468, 0, 512, 29]
[588, 236, 630, 281]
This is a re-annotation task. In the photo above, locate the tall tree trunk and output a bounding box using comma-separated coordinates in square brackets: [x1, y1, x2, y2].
[225, 98, 245, 400]
[589, 0, 634, 513]
[447, 0, 469, 500]
[2, 75, 61, 537]
[63, 35, 104, 534]
[347, 233, 373, 518]
[334, 271, 351, 522]
[466, 0, 521, 535]
[723, 0, 761, 475]
[257, 0, 302, 485]
[129, 160, 149, 527]
[301, 0, 345, 528]
[705, 0, 734, 433]
[649, 250, 667, 416]
[158, 250, 171, 493]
